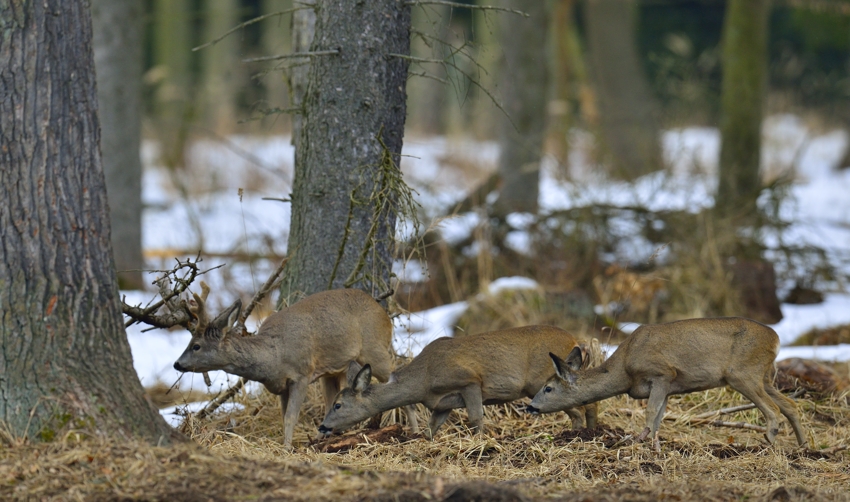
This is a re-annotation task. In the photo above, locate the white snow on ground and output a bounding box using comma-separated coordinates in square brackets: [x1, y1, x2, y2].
[128, 117, 850, 422]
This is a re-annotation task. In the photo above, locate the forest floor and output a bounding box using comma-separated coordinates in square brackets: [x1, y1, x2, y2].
[3, 383, 848, 501]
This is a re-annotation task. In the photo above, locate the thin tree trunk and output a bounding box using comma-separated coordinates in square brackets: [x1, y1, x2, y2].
[91, 0, 145, 291]
[717, 0, 770, 220]
[281, 0, 411, 304]
[585, 0, 661, 179]
[408, 3, 449, 135]
[153, 0, 194, 168]
[493, 0, 549, 216]
[0, 0, 174, 443]
[202, 0, 239, 134]
[262, 0, 293, 133]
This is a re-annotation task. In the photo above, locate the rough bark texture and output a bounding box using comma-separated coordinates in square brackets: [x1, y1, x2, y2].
[289, 0, 316, 151]
[202, 0, 239, 134]
[91, 0, 145, 290]
[717, 0, 769, 220]
[493, 0, 549, 216]
[281, 0, 411, 303]
[0, 0, 173, 443]
[585, 0, 661, 179]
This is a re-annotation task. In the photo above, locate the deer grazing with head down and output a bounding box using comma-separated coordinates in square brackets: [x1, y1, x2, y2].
[527, 317, 808, 450]
[319, 325, 598, 438]
[173, 286, 418, 447]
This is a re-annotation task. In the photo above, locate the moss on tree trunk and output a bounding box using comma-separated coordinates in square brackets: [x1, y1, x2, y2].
[281, 0, 411, 302]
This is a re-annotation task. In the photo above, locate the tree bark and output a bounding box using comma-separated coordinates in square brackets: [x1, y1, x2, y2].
[289, 0, 316, 151]
[91, 0, 145, 290]
[585, 0, 661, 179]
[492, 0, 549, 216]
[717, 0, 769, 220]
[281, 0, 411, 303]
[202, 0, 239, 134]
[0, 0, 173, 443]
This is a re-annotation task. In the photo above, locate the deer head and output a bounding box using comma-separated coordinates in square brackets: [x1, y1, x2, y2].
[173, 283, 242, 374]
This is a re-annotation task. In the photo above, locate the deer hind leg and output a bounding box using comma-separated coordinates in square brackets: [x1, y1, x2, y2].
[765, 380, 807, 447]
[282, 379, 309, 448]
[459, 384, 485, 434]
[403, 405, 420, 434]
[564, 407, 586, 429]
[728, 375, 781, 445]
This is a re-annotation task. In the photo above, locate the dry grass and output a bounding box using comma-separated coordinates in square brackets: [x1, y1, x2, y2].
[4, 382, 848, 501]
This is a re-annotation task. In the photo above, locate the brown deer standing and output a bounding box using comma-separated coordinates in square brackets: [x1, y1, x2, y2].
[173, 287, 418, 447]
[319, 325, 597, 438]
[527, 317, 808, 450]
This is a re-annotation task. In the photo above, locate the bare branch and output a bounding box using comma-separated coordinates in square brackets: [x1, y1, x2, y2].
[243, 50, 339, 64]
[193, 7, 310, 52]
[406, 0, 528, 17]
[238, 107, 304, 124]
[240, 256, 291, 324]
[190, 378, 246, 422]
[408, 70, 448, 84]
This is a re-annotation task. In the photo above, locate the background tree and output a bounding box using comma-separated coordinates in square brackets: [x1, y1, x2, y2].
[585, 0, 661, 179]
[717, 0, 770, 220]
[0, 0, 174, 442]
[153, 0, 194, 168]
[202, 0, 239, 134]
[91, 0, 145, 290]
[280, 0, 411, 302]
[491, 0, 549, 216]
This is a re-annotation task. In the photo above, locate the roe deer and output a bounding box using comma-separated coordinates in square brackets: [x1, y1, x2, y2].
[318, 325, 598, 438]
[527, 317, 808, 450]
[173, 287, 418, 447]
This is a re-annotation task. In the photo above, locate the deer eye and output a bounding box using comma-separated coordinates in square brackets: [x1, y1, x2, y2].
[192, 344, 201, 351]
[333, 403, 341, 410]
[544, 386, 553, 393]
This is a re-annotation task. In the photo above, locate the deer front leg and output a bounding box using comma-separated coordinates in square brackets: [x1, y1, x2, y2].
[640, 382, 670, 452]
[282, 379, 309, 448]
[427, 408, 452, 439]
[565, 407, 586, 429]
[584, 402, 599, 429]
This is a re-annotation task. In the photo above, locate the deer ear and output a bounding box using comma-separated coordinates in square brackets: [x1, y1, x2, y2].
[352, 364, 372, 393]
[550, 352, 570, 380]
[346, 360, 363, 388]
[565, 346, 584, 372]
[215, 299, 242, 340]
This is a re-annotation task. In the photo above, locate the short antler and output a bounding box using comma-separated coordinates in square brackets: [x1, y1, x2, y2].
[188, 281, 211, 334]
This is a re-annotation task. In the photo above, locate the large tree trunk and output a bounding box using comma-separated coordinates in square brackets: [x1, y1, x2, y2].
[202, 0, 239, 134]
[492, 0, 549, 216]
[585, 0, 661, 179]
[91, 0, 145, 290]
[0, 0, 174, 442]
[288, 0, 316, 151]
[717, 0, 769, 220]
[280, 0, 411, 303]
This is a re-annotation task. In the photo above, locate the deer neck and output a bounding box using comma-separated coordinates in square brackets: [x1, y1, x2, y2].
[364, 377, 426, 415]
[221, 336, 279, 383]
[573, 359, 631, 405]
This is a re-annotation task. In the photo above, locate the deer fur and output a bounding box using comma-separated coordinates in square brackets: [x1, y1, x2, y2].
[173, 288, 418, 447]
[319, 325, 597, 438]
[527, 317, 808, 450]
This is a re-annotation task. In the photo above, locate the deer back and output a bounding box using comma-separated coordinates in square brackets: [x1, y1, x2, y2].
[257, 289, 393, 375]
